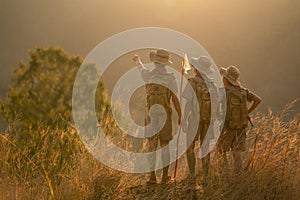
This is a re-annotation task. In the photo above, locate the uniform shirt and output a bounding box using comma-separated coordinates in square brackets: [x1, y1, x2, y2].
[182, 75, 217, 102]
[140, 66, 178, 94]
[139, 66, 177, 141]
[245, 88, 258, 102]
[223, 85, 258, 103]
[182, 74, 219, 122]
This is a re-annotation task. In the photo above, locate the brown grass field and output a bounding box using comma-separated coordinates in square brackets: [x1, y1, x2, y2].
[0, 100, 299, 200]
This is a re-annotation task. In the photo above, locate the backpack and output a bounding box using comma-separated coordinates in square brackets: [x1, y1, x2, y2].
[190, 77, 217, 122]
[225, 86, 248, 129]
[146, 72, 174, 114]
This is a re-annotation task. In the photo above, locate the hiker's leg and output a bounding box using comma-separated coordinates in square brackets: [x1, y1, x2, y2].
[160, 139, 170, 180]
[217, 127, 233, 171]
[186, 139, 196, 176]
[201, 153, 210, 185]
[186, 121, 202, 177]
[148, 137, 158, 181]
[200, 122, 211, 185]
[218, 152, 230, 184]
[232, 129, 246, 174]
[157, 113, 172, 182]
[233, 151, 242, 173]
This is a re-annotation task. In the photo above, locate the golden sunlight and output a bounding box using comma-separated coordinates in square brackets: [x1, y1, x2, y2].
[143, 0, 203, 22]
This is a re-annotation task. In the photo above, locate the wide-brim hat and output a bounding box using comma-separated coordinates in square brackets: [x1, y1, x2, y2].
[220, 65, 241, 87]
[150, 48, 173, 65]
[190, 56, 214, 75]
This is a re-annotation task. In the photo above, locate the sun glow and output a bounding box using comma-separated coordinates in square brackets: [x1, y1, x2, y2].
[143, 0, 202, 22]
[165, 0, 175, 8]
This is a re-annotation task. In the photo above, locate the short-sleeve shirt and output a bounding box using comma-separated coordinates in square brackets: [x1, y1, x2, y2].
[224, 85, 258, 103]
[182, 75, 217, 102]
[217, 85, 259, 119]
[140, 66, 178, 141]
[246, 88, 257, 102]
[141, 67, 178, 94]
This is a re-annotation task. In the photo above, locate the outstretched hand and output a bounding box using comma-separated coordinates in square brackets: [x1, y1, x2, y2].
[133, 54, 141, 64]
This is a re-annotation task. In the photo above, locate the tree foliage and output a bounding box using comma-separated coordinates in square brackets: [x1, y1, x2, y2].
[0, 47, 106, 134]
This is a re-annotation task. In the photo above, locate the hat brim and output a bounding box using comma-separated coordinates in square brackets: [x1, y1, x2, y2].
[153, 59, 173, 65]
[190, 57, 214, 75]
[220, 68, 241, 87]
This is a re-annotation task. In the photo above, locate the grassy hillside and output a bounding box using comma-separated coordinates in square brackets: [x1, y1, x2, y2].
[1, 101, 299, 199]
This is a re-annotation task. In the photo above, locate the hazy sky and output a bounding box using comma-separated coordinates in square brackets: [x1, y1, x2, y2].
[0, 0, 299, 113]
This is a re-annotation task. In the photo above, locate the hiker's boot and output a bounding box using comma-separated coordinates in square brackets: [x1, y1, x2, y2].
[147, 171, 157, 184]
[161, 166, 171, 184]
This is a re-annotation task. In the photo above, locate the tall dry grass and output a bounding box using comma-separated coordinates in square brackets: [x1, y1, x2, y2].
[206, 100, 300, 200]
[0, 100, 299, 199]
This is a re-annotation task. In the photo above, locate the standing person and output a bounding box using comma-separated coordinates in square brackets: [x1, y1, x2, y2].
[133, 49, 181, 184]
[218, 65, 261, 173]
[182, 56, 218, 186]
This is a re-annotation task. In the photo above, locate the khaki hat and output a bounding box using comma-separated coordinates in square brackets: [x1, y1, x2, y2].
[190, 56, 214, 75]
[149, 48, 173, 65]
[220, 65, 241, 87]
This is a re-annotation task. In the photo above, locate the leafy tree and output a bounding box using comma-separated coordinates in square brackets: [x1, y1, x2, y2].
[0, 47, 106, 135]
